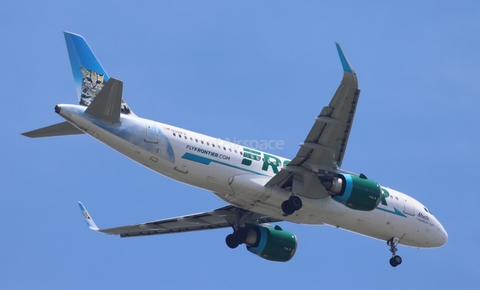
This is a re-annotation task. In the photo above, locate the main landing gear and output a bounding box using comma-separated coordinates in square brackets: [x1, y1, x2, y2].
[225, 208, 251, 249]
[281, 195, 303, 215]
[226, 228, 248, 249]
[387, 237, 402, 267]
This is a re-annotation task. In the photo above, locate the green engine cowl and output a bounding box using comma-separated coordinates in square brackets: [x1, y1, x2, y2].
[245, 225, 297, 262]
[322, 173, 382, 211]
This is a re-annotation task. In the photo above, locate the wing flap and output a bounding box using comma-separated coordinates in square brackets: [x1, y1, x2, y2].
[102, 213, 232, 237]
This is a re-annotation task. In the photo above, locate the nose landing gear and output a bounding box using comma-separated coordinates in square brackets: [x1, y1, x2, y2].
[387, 237, 402, 267]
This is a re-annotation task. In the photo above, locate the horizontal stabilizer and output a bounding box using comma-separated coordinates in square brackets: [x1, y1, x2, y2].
[85, 78, 123, 123]
[21, 121, 84, 138]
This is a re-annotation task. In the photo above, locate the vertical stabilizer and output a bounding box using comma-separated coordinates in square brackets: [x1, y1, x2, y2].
[64, 31, 133, 115]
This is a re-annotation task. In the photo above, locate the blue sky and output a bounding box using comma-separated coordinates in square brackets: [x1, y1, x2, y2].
[2, 1, 479, 289]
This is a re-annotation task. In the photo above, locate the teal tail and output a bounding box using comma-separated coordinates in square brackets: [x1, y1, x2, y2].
[64, 31, 133, 115]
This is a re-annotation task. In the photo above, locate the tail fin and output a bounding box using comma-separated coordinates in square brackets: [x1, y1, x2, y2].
[64, 31, 133, 115]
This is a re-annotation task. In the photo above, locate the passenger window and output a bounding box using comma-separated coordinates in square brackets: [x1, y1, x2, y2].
[173, 133, 176, 136]
[201, 141, 204, 144]
[195, 139, 198, 143]
[179, 135, 182, 138]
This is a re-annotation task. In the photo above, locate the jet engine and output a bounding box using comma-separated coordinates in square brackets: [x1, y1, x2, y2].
[321, 173, 382, 211]
[244, 224, 297, 262]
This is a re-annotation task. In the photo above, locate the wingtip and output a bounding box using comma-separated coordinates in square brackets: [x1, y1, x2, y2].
[77, 200, 86, 211]
[78, 201, 99, 231]
[335, 42, 354, 73]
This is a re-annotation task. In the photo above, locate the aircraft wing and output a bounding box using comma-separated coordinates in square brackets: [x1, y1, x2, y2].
[266, 43, 359, 199]
[78, 202, 280, 238]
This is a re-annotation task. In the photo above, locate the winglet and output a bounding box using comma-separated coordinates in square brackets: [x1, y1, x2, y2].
[335, 42, 354, 73]
[78, 201, 99, 231]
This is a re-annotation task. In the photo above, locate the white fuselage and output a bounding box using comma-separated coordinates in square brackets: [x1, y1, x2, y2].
[58, 104, 448, 248]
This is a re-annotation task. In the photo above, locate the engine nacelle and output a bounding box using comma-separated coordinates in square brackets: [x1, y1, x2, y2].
[245, 224, 297, 262]
[321, 173, 382, 211]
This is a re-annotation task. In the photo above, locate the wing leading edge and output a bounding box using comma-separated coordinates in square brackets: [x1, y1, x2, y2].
[266, 43, 360, 199]
[78, 202, 280, 238]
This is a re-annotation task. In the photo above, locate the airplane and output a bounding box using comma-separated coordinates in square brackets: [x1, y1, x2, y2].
[22, 32, 448, 267]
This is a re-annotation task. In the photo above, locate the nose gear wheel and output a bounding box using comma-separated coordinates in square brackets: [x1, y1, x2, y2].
[387, 237, 402, 267]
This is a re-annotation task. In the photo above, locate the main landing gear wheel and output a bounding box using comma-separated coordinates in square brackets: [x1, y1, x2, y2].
[281, 195, 303, 215]
[281, 200, 295, 215]
[225, 228, 248, 249]
[387, 237, 402, 267]
[225, 234, 239, 249]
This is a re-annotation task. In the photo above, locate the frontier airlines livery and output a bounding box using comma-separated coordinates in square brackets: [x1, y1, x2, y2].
[23, 32, 447, 267]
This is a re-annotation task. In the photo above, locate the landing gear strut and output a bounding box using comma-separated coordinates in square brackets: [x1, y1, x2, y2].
[225, 208, 251, 249]
[387, 237, 402, 267]
[281, 195, 303, 215]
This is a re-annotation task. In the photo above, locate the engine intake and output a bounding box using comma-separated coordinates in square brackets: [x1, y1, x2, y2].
[322, 173, 382, 211]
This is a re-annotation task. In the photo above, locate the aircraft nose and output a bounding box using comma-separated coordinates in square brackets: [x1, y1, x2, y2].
[434, 220, 448, 247]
